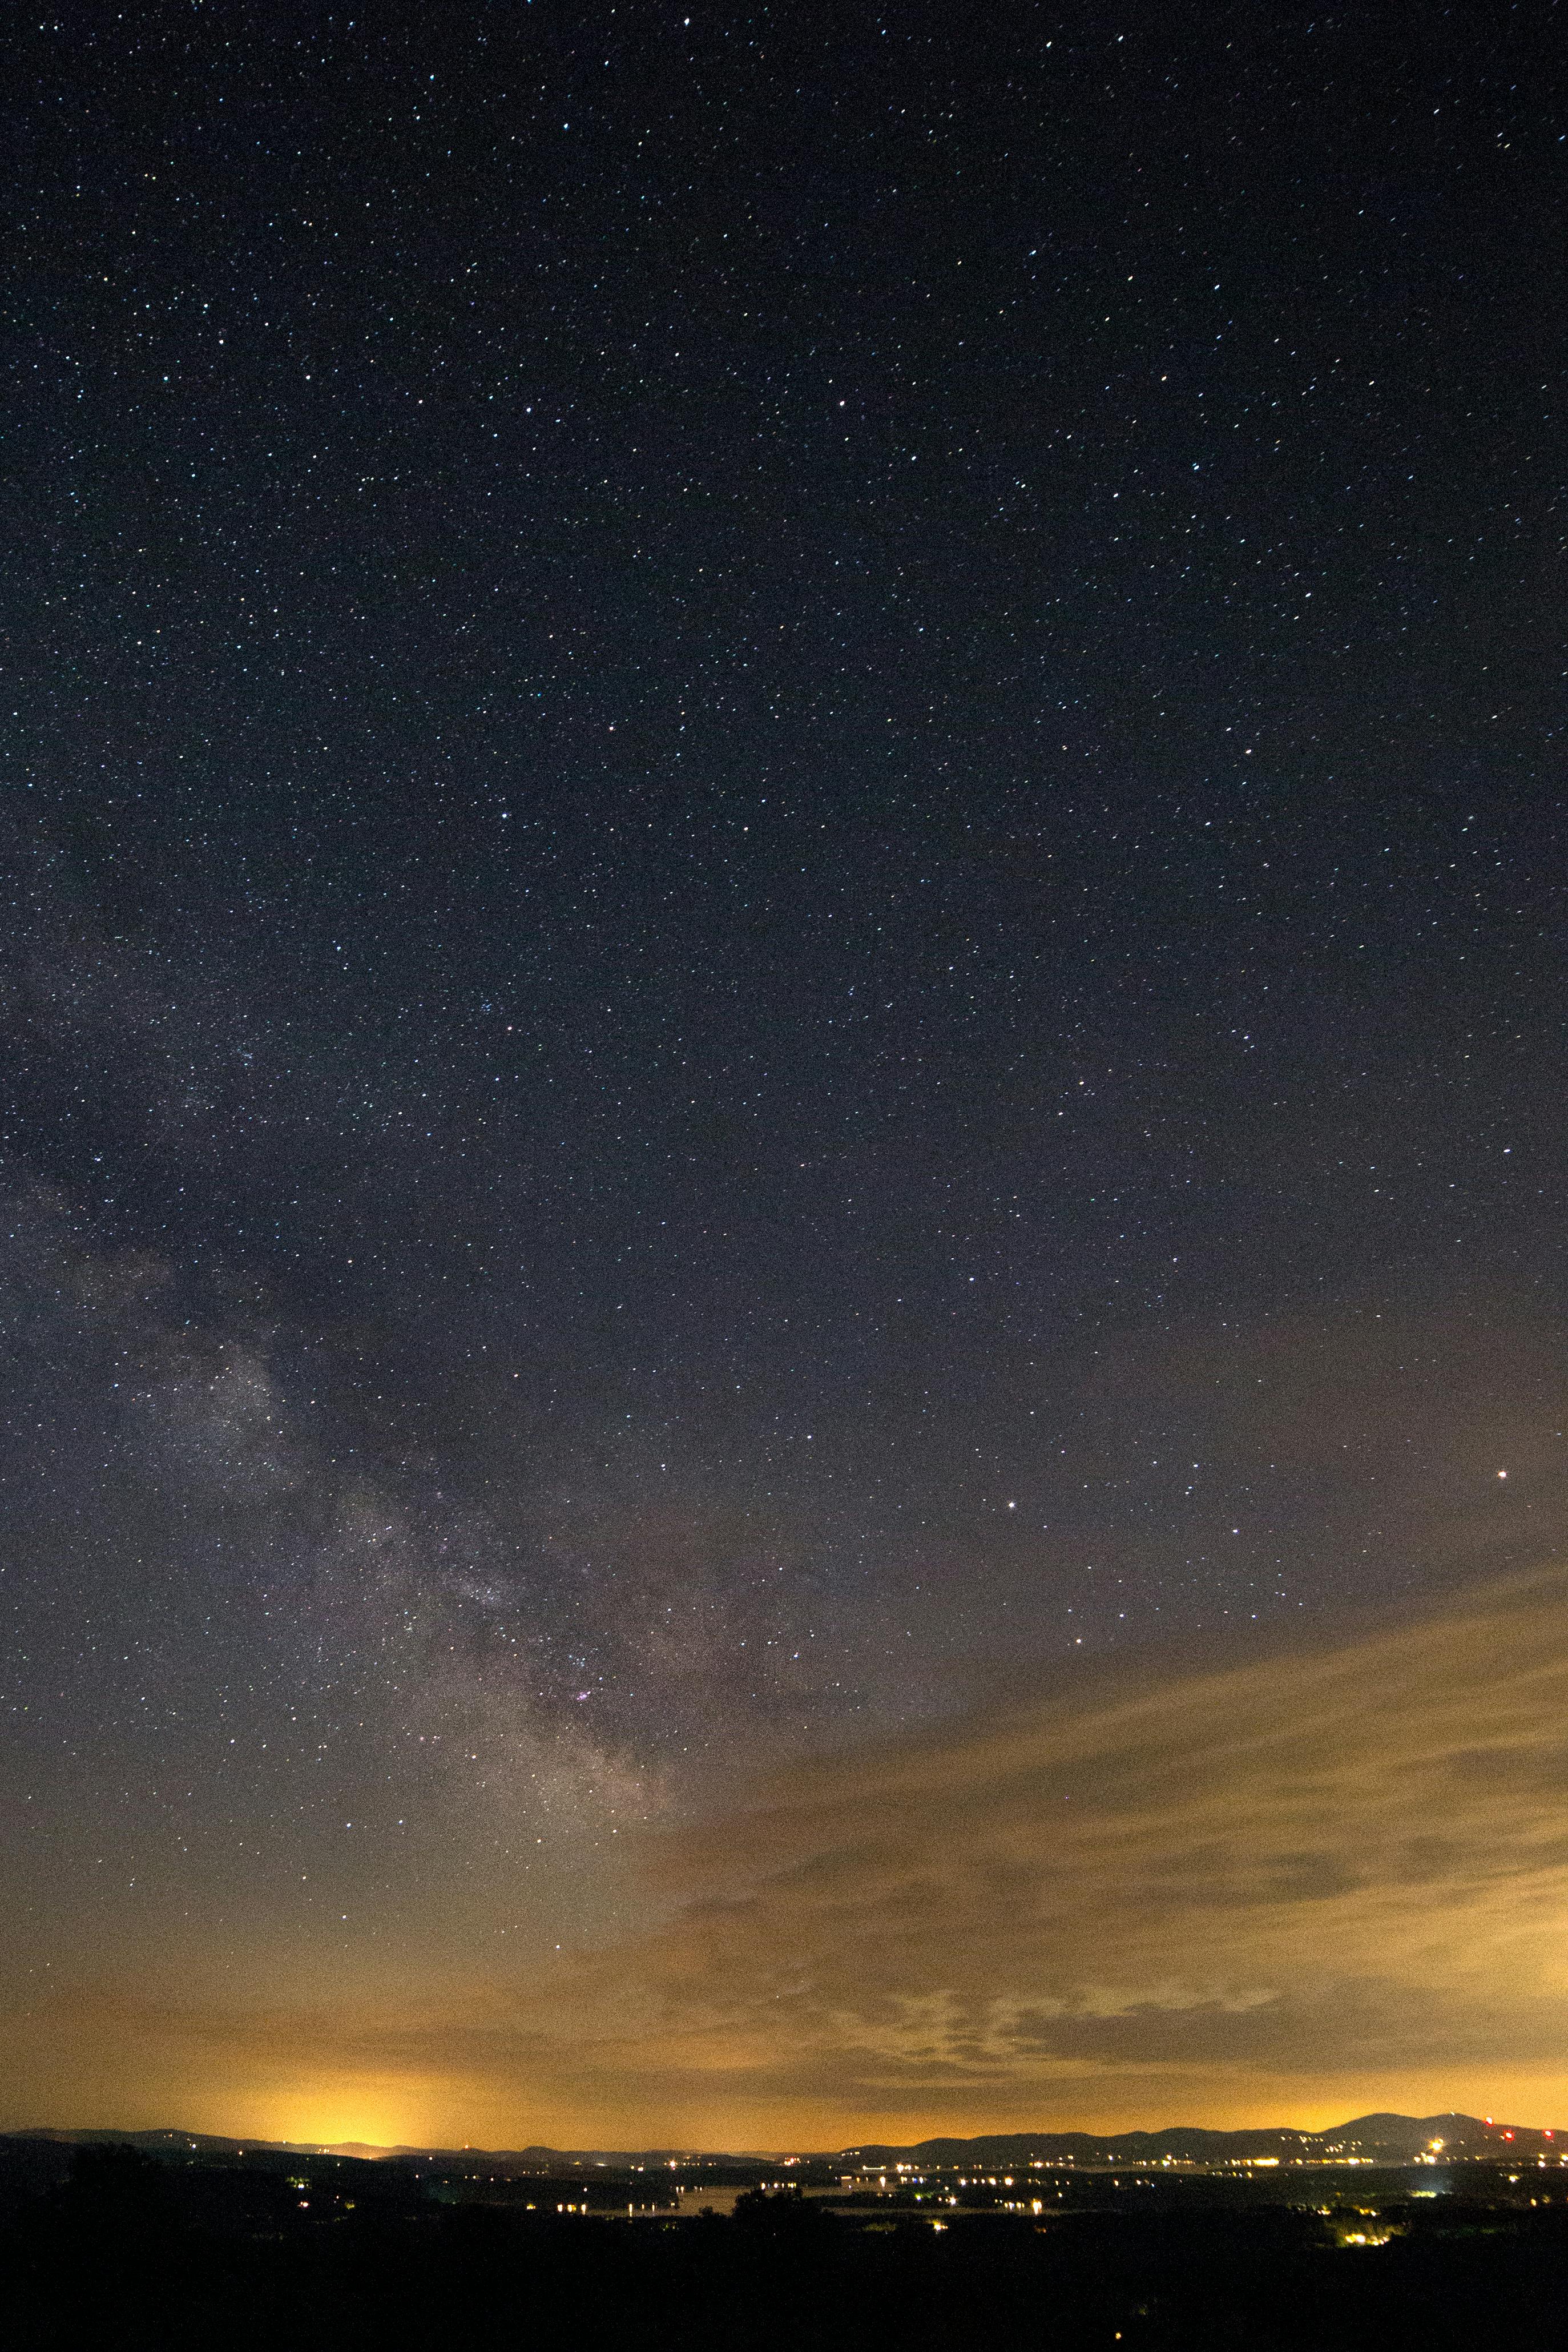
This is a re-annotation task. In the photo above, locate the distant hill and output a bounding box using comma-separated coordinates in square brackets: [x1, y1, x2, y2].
[840, 2113, 1559, 2165]
[2, 2111, 1559, 2169]
[0, 2127, 738, 2170]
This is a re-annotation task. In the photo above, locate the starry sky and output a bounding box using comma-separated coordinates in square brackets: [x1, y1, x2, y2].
[2, 1, 1565, 2149]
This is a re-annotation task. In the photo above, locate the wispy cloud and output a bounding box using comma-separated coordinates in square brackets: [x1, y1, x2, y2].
[533, 1567, 1568, 2136]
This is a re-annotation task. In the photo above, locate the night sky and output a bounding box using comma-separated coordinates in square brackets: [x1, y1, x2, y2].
[3, 2, 1566, 2150]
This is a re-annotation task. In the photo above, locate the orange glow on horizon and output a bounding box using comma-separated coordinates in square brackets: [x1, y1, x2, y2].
[9, 1572, 1568, 2154]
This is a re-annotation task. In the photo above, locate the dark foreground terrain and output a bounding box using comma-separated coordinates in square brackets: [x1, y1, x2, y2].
[2, 2142, 1565, 2350]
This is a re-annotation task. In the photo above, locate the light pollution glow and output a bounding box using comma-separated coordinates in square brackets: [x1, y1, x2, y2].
[6, 1566, 1568, 2149]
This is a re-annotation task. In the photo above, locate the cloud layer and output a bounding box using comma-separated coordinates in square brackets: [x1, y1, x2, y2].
[518, 1566, 1568, 2138]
